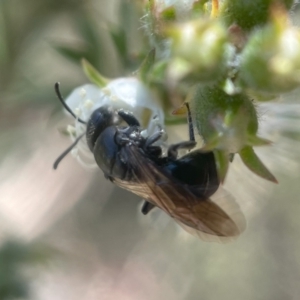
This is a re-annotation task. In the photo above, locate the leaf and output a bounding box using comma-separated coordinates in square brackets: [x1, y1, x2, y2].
[75, 13, 105, 69]
[77, 13, 99, 50]
[81, 58, 109, 87]
[214, 149, 229, 183]
[109, 26, 128, 64]
[53, 45, 88, 64]
[239, 146, 278, 183]
[136, 48, 156, 82]
[246, 134, 271, 146]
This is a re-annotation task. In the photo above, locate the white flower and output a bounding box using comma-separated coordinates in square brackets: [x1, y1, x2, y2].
[64, 77, 165, 168]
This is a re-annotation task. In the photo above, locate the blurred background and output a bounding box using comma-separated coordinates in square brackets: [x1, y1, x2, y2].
[1, 0, 300, 299]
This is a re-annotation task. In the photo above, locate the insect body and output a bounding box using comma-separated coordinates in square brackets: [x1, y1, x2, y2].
[54, 83, 245, 241]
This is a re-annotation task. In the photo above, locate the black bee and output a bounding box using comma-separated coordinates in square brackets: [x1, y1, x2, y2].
[53, 83, 245, 241]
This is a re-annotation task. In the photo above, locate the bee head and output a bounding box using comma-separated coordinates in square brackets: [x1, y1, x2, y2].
[86, 105, 120, 151]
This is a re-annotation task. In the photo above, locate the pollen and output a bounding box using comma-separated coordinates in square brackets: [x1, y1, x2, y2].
[74, 108, 81, 116]
[79, 88, 86, 98]
[110, 95, 119, 102]
[71, 148, 78, 157]
[84, 99, 94, 109]
[66, 125, 76, 134]
[102, 87, 111, 96]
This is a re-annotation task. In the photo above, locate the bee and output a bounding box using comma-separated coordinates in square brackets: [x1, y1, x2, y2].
[53, 83, 245, 242]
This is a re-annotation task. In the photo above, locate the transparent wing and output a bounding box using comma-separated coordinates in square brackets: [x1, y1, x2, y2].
[175, 187, 246, 242]
[112, 144, 246, 242]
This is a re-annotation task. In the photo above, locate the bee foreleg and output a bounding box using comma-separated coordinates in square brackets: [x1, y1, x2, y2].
[118, 110, 140, 126]
[141, 201, 156, 215]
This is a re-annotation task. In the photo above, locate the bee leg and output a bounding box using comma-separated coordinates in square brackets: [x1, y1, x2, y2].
[141, 201, 156, 215]
[185, 102, 195, 142]
[167, 141, 196, 159]
[144, 130, 164, 148]
[118, 126, 139, 137]
[118, 110, 140, 126]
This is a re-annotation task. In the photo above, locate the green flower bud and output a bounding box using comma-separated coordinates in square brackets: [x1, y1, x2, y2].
[187, 84, 277, 182]
[166, 19, 228, 82]
[239, 9, 300, 94]
[148, 0, 197, 22]
[175, 85, 277, 183]
[190, 84, 258, 153]
[221, 0, 294, 31]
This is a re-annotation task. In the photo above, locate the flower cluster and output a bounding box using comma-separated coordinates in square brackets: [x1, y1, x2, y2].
[60, 0, 300, 184]
[142, 0, 300, 182]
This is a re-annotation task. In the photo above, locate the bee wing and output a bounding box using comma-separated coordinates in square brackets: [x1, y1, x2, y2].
[113, 144, 246, 242]
[175, 187, 246, 242]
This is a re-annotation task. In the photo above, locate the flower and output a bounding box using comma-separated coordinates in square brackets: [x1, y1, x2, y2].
[64, 77, 165, 168]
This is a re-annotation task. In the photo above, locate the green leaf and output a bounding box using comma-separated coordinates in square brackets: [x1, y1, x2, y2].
[136, 48, 156, 82]
[150, 60, 168, 83]
[53, 45, 88, 64]
[200, 135, 220, 151]
[77, 13, 99, 51]
[109, 26, 128, 64]
[81, 58, 109, 87]
[246, 135, 271, 146]
[75, 13, 105, 69]
[214, 149, 229, 183]
[239, 146, 278, 183]
[0, 240, 55, 300]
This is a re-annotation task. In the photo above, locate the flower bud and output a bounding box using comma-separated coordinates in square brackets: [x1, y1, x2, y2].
[186, 84, 277, 182]
[173, 84, 277, 182]
[221, 0, 294, 30]
[166, 19, 228, 82]
[189, 84, 258, 153]
[239, 8, 300, 94]
[148, 0, 196, 22]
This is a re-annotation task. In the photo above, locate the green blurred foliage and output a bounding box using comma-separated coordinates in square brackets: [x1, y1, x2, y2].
[191, 84, 258, 146]
[0, 0, 145, 113]
[0, 0, 147, 164]
[0, 1, 143, 296]
[0, 240, 53, 300]
[221, 0, 294, 30]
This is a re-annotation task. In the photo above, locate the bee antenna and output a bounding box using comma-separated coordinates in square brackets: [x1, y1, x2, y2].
[55, 82, 87, 125]
[53, 133, 85, 170]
